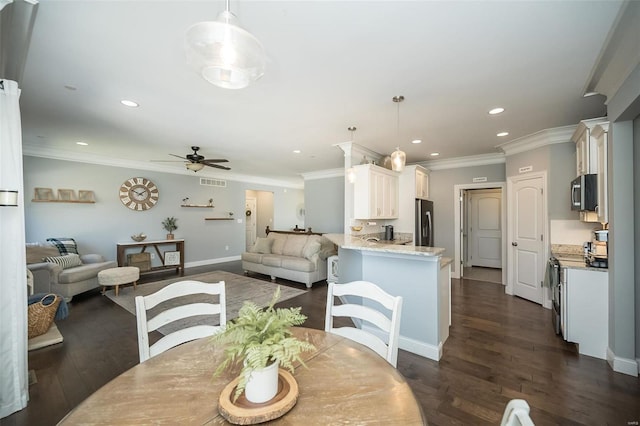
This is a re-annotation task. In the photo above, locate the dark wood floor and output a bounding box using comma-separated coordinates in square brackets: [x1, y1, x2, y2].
[3, 261, 639, 425]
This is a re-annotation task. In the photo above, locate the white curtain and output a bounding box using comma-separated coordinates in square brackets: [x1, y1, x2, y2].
[0, 79, 28, 418]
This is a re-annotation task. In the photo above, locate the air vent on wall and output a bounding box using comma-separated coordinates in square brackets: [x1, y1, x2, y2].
[200, 177, 227, 188]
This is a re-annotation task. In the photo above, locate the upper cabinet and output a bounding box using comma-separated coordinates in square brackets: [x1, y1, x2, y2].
[592, 123, 609, 224]
[571, 117, 608, 176]
[415, 167, 430, 200]
[353, 164, 399, 220]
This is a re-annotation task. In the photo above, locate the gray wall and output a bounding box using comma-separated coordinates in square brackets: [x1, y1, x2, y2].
[635, 115, 640, 361]
[24, 156, 302, 266]
[548, 142, 580, 220]
[427, 163, 506, 258]
[304, 176, 344, 233]
[506, 143, 577, 221]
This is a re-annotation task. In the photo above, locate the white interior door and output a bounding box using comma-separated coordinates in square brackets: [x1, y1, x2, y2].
[469, 189, 502, 268]
[510, 176, 544, 304]
[245, 197, 257, 251]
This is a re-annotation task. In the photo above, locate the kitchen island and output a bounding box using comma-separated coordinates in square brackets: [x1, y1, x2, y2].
[325, 234, 451, 361]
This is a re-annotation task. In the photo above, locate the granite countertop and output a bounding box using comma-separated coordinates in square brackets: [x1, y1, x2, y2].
[324, 234, 446, 257]
[551, 244, 607, 272]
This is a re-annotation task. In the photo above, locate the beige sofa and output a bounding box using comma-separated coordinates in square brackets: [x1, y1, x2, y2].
[26, 243, 117, 301]
[241, 231, 336, 288]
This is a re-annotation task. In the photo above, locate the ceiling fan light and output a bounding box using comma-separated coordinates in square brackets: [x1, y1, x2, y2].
[390, 147, 406, 172]
[185, 10, 266, 90]
[186, 162, 205, 172]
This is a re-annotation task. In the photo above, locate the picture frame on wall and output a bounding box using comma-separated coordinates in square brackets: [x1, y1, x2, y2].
[164, 251, 181, 266]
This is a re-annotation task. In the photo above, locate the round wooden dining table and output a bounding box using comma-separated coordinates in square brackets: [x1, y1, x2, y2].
[59, 327, 426, 425]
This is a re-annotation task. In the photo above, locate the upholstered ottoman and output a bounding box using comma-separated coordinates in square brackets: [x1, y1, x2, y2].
[98, 267, 139, 296]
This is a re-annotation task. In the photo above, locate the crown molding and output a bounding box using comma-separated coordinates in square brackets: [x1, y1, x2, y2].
[334, 142, 383, 162]
[419, 152, 505, 171]
[300, 168, 344, 180]
[22, 144, 304, 189]
[495, 125, 576, 156]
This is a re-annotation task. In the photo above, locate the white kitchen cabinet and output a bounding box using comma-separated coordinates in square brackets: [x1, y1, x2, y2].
[565, 268, 608, 359]
[416, 167, 429, 200]
[353, 164, 399, 220]
[593, 123, 609, 224]
[571, 117, 608, 177]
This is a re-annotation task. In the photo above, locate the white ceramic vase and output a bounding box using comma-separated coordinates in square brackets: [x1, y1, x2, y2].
[244, 361, 279, 403]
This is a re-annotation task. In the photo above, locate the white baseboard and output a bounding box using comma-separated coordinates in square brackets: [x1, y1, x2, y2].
[398, 335, 441, 361]
[606, 347, 639, 377]
[360, 324, 441, 362]
[185, 255, 241, 269]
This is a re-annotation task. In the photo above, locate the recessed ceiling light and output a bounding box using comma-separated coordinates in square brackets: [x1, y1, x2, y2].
[411, 139, 422, 144]
[120, 99, 139, 107]
[76, 141, 88, 146]
[488, 107, 505, 115]
[293, 150, 301, 154]
[430, 152, 440, 157]
[497, 131, 509, 137]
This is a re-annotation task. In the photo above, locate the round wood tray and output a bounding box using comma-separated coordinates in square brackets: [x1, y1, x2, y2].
[218, 369, 299, 425]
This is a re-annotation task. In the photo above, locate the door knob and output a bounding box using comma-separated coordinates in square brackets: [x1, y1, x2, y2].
[512, 242, 518, 246]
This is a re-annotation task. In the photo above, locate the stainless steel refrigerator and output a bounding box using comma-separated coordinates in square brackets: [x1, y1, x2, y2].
[415, 199, 434, 247]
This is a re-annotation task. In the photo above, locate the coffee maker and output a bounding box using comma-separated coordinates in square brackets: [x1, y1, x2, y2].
[585, 229, 608, 268]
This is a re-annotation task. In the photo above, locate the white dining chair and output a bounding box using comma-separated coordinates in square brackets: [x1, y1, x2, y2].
[135, 280, 226, 362]
[325, 280, 403, 367]
[500, 399, 535, 426]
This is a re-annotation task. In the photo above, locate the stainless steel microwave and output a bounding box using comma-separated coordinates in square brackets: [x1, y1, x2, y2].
[570, 174, 597, 211]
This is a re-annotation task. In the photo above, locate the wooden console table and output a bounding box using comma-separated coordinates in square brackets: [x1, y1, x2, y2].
[116, 239, 184, 276]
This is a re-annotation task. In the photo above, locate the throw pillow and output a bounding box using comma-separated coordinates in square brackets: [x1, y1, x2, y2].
[250, 237, 273, 254]
[46, 237, 78, 255]
[44, 253, 83, 269]
[302, 240, 321, 260]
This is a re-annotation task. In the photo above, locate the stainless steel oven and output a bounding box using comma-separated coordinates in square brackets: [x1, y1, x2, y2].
[549, 257, 562, 336]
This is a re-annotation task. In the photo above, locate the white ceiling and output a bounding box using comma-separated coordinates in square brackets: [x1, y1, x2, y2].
[19, 1, 624, 185]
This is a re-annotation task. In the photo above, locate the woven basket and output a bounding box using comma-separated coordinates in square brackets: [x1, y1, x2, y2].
[28, 294, 61, 338]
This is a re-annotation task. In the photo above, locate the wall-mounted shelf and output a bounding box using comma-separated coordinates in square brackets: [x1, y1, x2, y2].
[205, 218, 234, 221]
[32, 200, 95, 204]
[33, 188, 95, 203]
[181, 204, 214, 208]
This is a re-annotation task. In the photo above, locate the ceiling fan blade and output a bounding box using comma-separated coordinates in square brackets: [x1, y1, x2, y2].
[150, 160, 185, 163]
[204, 162, 231, 170]
[169, 154, 187, 160]
[202, 158, 229, 163]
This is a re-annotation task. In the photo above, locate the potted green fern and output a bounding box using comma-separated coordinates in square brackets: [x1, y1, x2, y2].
[161, 216, 178, 240]
[211, 286, 315, 403]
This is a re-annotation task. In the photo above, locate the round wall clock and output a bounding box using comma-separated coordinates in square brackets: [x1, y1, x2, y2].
[119, 177, 159, 211]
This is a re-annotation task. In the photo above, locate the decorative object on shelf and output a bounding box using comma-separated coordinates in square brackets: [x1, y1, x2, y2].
[163, 250, 181, 266]
[33, 187, 53, 201]
[57, 189, 76, 201]
[161, 216, 178, 239]
[78, 190, 95, 202]
[211, 286, 315, 403]
[127, 252, 151, 272]
[119, 177, 159, 211]
[0, 189, 18, 206]
[229, 212, 234, 217]
[131, 233, 147, 242]
[185, 0, 266, 90]
[390, 95, 407, 172]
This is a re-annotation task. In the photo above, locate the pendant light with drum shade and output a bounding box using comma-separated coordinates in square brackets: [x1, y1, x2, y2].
[185, 0, 266, 89]
[390, 96, 406, 172]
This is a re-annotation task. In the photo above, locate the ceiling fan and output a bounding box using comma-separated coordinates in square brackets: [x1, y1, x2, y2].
[154, 146, 230, 171]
